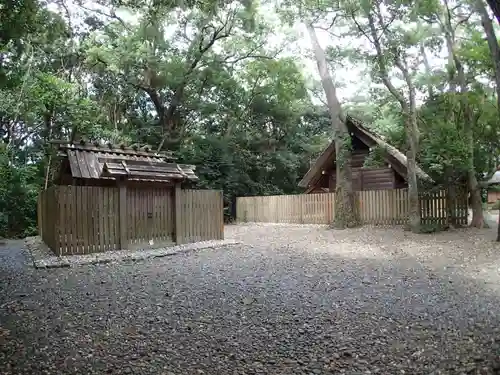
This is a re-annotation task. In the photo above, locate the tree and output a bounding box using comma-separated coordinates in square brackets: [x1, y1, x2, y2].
[306, 21, 360, 228]
[84, 0, 280, 151]
[344, 0, 421, 232]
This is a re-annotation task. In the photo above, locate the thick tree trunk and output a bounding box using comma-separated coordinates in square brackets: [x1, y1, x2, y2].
[475, 0, 500, 117]
[476, 0, 500, 236]
[365, 9, 420, 232]
[406, 104, 420, 231]
[485, 0, 500, 24]
[306, 22, 360, 228]
[441, 1, 485, 227]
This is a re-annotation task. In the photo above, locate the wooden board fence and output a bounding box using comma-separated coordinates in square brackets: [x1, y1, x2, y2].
[38, 185, 224, 255]
[178, 189, 224, 243]
[236, 188, 467, 226]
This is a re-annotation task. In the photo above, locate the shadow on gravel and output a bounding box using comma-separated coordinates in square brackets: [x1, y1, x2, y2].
[1, 238, 500, 374]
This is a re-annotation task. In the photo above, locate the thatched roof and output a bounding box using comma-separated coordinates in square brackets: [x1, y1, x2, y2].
[53, 140, 198, 184]
[298, 115, 432, 189]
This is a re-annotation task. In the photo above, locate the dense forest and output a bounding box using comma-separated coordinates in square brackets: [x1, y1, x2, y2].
[1, 0, 500, 237]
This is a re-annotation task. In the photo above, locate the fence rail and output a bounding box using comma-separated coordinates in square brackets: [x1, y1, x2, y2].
[38, 185, 224, 255]
[236, 188, 467, 226]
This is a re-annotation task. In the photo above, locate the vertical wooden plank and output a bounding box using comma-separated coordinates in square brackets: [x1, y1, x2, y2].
[65, 186, 72, 255]
[59, 188, 66, 255]
[130, 188, 136, 246]
[86, 187, 94, 253]
[219, 190, 224, 239]
[215, 190, 220, 239]
[74, 186, 82, 254]
[199, 190, 205, 241]
[188, 190, 194, 242]
[331, 192, 336, 224]
[119, 183, 127, 250]
[169, 188, 174, 240]
[174, 183, 182, 244]
[104, 187, 111, 251]
[184, 189, 189, 243]
[382, 190, 387, 225]
[88, 187, 95, 253]
[142, 188, 147, 244]
[158, 188, 163, 242]
[67, 187, 75, 254]
[135, 187, 144, 245]
[197, 190, 202, 241]
[144, 188, 150, 245]
[58, 187, 66, 255]
[91, 187, 98, 253]
[151, 188, 157, 242]
[104, 187, 110, 251]
[192, 190, 196, 242]
[134, 188, 140, 245]
[115, 187, 120, 249]
[186, 189, 191, 243]
[146, 188, 152, 244]
[96, 187, 103, 252]
[81, 187, 89, 254]
[136, 188, 142, 244]
[202, 190, 208, 241]
[184, 189, 189, 242]
[157, 188, 163, 241]
[191, 190, 196, 241]
[53, 187, 61, 256]
[155, 188, 161, 241]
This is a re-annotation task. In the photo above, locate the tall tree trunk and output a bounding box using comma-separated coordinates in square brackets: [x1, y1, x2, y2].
[306, 22, 360, 228]
[441, 0, 485, 227]
[420, 43, 435, 98]
[485, 0, 500, 24]
[406, 82, 421, 231]
[476, 0, 500, 236]
[475, 0, 500, 125]
[364, 9, 420, 232]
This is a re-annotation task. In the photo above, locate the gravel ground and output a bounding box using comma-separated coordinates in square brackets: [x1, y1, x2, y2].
[2, 225, 500, 374]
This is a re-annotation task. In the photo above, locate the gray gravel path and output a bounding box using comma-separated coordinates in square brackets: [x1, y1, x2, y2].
[1, 225, 500, 374]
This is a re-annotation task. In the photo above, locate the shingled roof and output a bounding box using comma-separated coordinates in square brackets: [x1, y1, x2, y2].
[53, 140, 198, 184]
[298, 115, 432, 189]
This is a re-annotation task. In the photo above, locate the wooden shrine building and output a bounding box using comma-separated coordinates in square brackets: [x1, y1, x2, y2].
[38, 140, 224, 256]
[299, 116, 432, 194]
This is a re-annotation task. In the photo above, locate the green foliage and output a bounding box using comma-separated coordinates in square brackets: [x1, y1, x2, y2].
[0, 146, 40, 238]
[2, 0, 500, 238]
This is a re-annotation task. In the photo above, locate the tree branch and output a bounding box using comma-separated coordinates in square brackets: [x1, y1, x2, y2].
[365, 9, 407, 109]
[75, 1, 131, 30]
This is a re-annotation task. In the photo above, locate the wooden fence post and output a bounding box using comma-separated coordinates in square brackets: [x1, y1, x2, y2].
[118, 182, 128, 250]
[174, 183, 183, 244]
[300, 195, 304, 224]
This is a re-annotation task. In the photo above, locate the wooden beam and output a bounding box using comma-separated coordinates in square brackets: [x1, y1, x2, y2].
[118, 181, 128, 250]
[174, 183, 183, 244]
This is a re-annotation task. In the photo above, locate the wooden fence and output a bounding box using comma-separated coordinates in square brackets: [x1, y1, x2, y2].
[38, 186, 224, 256]
[236, 188, 468, 226]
